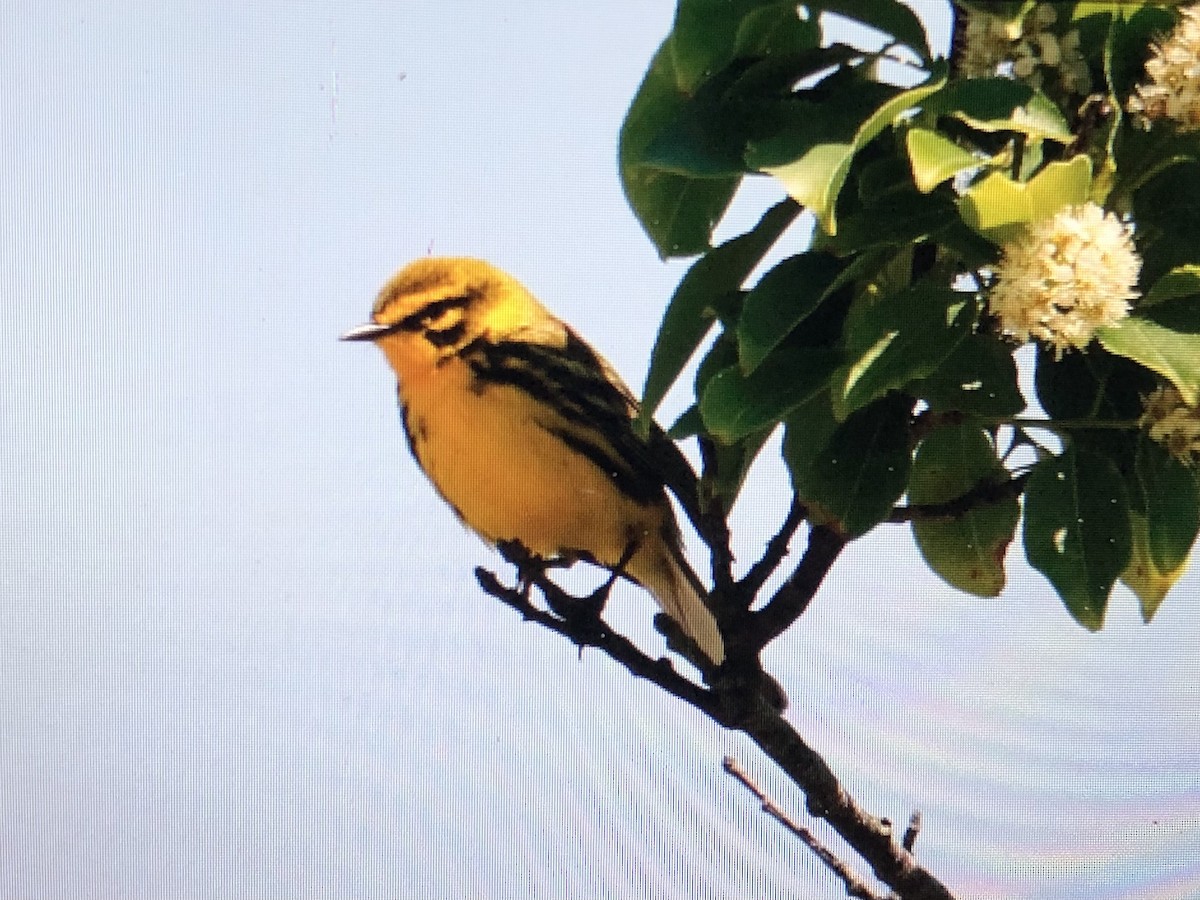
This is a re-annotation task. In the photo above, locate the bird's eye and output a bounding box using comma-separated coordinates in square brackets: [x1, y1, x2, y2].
[398, 294, 472, 332]
[424, 321, 467, 348]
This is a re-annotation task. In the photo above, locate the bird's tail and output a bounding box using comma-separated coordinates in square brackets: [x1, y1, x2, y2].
[630, 542, 725, 666]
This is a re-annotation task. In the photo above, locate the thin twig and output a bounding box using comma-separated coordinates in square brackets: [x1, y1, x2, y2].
[910, 409, 965, 444]
[741, 524, 847, 652]
[698, 435, 737, 597]
[738, 498, 807, 603]
[902, 812, 923, 853]
[723, 756, 887, 900]
[992, 416, 1141, 433]
[740, 711, 953, 900]
[887, 473, 1029, 523]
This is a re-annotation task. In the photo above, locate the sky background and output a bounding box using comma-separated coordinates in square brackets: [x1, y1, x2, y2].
[2, 1, 1198, 898]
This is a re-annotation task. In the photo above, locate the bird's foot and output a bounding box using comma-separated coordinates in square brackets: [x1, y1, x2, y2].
[496, 540, 558, 598]
[496, 540, 608, 641]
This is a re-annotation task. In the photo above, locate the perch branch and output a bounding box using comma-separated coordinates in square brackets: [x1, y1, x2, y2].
[474, 567, 718, 717]
[475, 556, 956, 900]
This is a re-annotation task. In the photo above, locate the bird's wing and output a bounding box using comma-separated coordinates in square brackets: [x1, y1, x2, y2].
[461, 326, 668, 508]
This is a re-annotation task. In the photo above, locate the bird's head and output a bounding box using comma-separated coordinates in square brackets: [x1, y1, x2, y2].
[341, 257, 557, 379]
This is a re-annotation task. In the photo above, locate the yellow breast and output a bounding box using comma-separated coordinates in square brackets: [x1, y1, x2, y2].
[400, 355, 665, 565]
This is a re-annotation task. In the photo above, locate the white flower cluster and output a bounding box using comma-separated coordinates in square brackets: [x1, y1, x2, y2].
[1142, 385, 1200, 465]
[1128, 3, 1200, 131]
[960, 11, 1018, 78]
[990, 203, 1141, 357]
[959, 3, 1090, 96]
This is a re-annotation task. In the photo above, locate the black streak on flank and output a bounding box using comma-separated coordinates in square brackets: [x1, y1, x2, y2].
[400, 399, 467, 525]
[399, 403, 432, 469]
[543, 425, 660, 506]
[458, 334, 668, 506]
[413, 416, 430, 443]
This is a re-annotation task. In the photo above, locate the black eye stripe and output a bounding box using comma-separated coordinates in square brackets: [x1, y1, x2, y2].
[398, 294, 473, 332]
[425, 321, 467, 348]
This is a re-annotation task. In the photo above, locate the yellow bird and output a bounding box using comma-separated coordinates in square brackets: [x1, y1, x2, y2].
[342, 257, 724, 666]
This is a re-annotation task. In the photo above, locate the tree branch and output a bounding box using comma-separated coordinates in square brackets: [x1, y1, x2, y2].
[697, 435, 737, 597]
[902, 812, 923, 853]
[738, 497, 807, 603]
[473, 567, 719, 717]
[723, 756, 888, 900]
[739, 702, 954, 900]
[887, 473, 1029, 523]
[475, 559, 956, 899]
[738, 524, 847, 652]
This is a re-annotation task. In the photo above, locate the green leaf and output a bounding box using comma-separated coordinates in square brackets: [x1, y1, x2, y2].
[640, 199, 801, 425]
[905, 127, 981, 193]
[792, 394, 913, 538]
[699, 347, 843, 442]
[912, 334, 1026, 417]
[758, 143, 853, 235]
[642, 55, 802, 179]
[1122, 512, 1191, 623]
[725, 44, 863, 101]
[694, 332, 739, 397]
[910, 425, 1020, 597]
[930, 220, 1001, 270]
[1034, 345, 1155, 422]
[782, 391, 841, 527]
[734, 2, 821, 58]
[922, 78, 1073, 142]
[702, 429, 772, 511]
[1135, 266, 1200, 335]
[619, 39, 741, 257]
[1138, 295, 1200, 336]
[1107, 5, 1178, 100]
[752, 64, 948, 234]
[1097, 317, 1200, 406]
[1141, 265, 1200, 309]
[807, 0, 933, 62]
[745, 74, 895, 169]
[819, 183, 960, 255]
[650, 49, 868, 184]
[834, 282, 976, 419]
[671, 0, 780, 91]
[1028, 155, 1096, 210]
[1111, 124, 1200, 214]
[1129, 438, 1200, 575]
[1023, 448, 1132, 630]
[1132, 161, 1200, 286]
[959, 156, 1093, 243]
[737, 252, 843, 373]
[641, 105, 754, 178]
[666, 404, 704, 440]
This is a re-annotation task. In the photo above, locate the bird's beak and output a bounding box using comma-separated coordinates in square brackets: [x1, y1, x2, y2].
[340, 321, 393, 342]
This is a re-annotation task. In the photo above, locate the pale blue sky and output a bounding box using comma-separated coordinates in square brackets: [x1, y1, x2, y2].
[2, 2, 1198, 898]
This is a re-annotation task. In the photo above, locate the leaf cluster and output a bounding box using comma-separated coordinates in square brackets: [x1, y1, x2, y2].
[620, 0, 1200, 629]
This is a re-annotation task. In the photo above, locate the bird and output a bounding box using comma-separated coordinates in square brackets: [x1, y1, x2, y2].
[341, 257, 724, 666]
